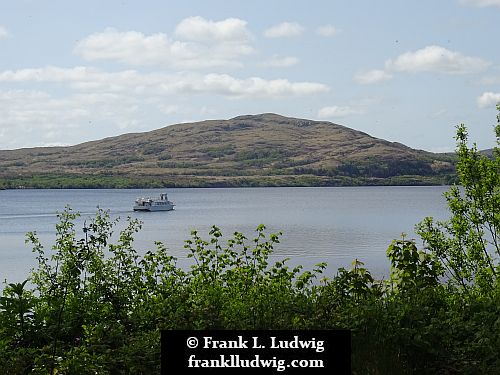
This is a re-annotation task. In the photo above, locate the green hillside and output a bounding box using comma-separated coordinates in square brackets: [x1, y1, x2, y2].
[0, 113, 456, 188]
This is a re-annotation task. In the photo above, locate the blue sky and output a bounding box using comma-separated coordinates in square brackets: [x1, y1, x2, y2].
[0, 0, 499, 151]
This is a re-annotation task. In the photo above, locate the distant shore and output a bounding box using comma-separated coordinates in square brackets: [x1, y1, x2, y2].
[0, 173, 456, 190]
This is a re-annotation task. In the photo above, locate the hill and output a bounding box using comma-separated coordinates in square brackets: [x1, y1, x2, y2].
[0, 113, 456, 188]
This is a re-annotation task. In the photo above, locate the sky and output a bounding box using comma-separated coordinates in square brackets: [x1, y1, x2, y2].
[0, 0, 499, 152]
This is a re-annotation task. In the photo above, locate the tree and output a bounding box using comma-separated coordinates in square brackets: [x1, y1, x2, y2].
[417, 105, 500, 292]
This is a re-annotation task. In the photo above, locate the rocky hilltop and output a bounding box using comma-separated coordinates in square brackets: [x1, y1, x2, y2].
[0, 113, 455, 188]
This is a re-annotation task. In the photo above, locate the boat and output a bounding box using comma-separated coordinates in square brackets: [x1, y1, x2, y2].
[133, 193, 175, 212]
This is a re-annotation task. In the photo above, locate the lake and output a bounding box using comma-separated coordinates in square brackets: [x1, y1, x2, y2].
[0, 186, 451, 285]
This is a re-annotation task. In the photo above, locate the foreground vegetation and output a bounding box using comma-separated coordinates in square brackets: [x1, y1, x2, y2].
[1, 109, 499, 374]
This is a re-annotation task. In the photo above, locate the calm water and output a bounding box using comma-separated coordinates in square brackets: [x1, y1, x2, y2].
[0, 187, 450, 285]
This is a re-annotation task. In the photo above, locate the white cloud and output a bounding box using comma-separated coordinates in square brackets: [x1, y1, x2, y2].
[354, 69, 393, 84]
[264, 22, 304, 38]
[0, 66, 329, 98]
[385, 45, 490, 74]
[174, 16, 252, 43]
[0, 66, 98, 83]
[0, 89, 141, 148]
[356, 46, 490, 85]
[74, 28, 185, 64]
[316, 25, 337, 37]
[199, 74, 329, 98]
[460, 0, 500, 7]
[199, 106, 217, 116]
[158, 104, 180, 115]
[260, 56, 299, 68]
[0, 66, 176, 93]
[477, 92, 500, 108]
[74, 18, 255, 69]
[0, 26, 8, 38]
[317, 105, 362, 119]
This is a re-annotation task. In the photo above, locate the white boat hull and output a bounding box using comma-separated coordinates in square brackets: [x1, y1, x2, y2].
[133, 192, 175, 212]
[133, 203, 174, 212]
